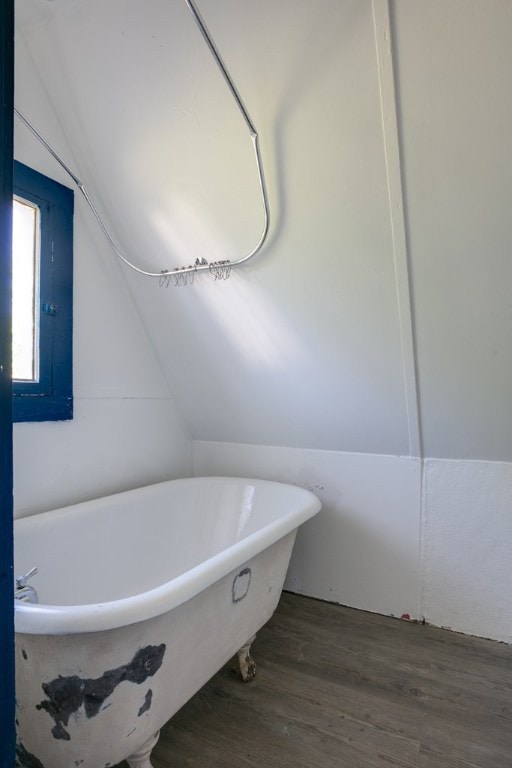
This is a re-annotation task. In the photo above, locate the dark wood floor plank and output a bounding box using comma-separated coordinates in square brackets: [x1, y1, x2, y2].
[114, 592, 512, 768]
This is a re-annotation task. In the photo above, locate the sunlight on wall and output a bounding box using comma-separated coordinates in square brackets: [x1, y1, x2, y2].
[197, 273, 303, 370]
[149, 194, 300, 370]
[150, 197, 227, 268]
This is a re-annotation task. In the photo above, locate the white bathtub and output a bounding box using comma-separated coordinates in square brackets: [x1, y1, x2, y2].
[14, 476, 320, 768]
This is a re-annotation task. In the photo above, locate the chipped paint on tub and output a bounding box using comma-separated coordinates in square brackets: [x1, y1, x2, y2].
[15, 743, 45, 768]
[37, 645, 165, 741]
[137, 690, 153, 717]
[232, 567, 252, 603]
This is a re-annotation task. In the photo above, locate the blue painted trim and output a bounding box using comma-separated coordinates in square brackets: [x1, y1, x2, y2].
[13, 161, 74, 422]
[0, 1, 15, 764]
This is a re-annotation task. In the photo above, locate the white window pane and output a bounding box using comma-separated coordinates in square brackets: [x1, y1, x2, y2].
[12, 197, 38, 381]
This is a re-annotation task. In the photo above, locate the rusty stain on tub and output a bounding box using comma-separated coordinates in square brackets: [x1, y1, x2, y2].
[36, 644, 166, 741]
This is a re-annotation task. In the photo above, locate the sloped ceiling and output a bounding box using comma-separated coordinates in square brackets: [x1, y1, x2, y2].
[14, 0, 512, 461]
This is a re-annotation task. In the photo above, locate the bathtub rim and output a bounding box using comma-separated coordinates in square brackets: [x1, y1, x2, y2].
[14, 476, 321, 635]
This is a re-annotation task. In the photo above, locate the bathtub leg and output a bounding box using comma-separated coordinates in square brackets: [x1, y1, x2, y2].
[237, 635, 257, 682]
[126, 730, 160, 768]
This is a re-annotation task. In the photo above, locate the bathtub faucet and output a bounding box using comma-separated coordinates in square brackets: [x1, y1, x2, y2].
[15, 566, 39, 603]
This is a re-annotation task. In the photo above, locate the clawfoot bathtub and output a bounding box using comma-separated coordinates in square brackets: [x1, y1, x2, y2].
[14, 476, 320, 768]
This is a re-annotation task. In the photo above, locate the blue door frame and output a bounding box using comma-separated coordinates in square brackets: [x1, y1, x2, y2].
[0, 0, 15, 764]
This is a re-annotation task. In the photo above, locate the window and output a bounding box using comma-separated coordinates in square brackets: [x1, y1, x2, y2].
[12, 161, 73, 422]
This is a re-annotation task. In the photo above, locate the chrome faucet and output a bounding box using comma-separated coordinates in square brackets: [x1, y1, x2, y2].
[15, 567, 39, 604]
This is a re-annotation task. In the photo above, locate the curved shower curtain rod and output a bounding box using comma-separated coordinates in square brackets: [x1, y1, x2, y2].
[14, 0, 270, 283]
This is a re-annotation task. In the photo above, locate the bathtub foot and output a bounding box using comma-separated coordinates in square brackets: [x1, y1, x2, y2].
[237, 635, 257, 682]
[126, 730, 160, 768]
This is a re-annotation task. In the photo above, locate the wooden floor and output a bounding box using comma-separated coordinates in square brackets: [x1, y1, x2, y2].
[118, 592, 512, 768]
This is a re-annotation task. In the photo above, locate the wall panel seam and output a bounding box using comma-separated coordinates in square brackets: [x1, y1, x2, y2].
[371, 0, 421, 460]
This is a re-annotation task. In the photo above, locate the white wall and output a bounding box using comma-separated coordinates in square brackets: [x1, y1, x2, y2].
[393, 0, 512, 641]
[393, 0, 512, 462]
[13, 0, 512, 642]
[13, 32, 193, 518]
[14, 0, 416, 457]
[421, 459, 512, 644]
[194, 443, 512, 643]
[194, 441, 421, 620]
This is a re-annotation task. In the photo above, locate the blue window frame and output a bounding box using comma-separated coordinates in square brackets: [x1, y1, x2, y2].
[12, 161, 73, 422]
